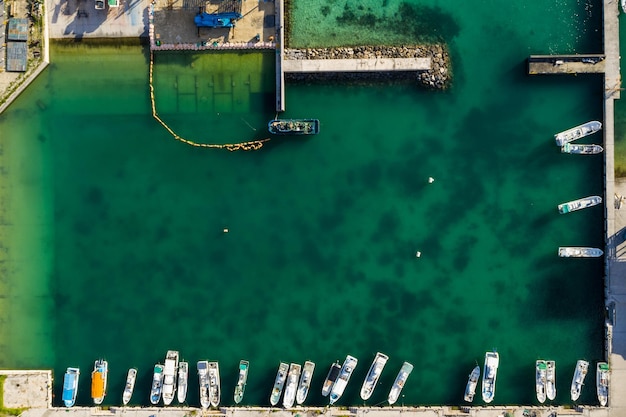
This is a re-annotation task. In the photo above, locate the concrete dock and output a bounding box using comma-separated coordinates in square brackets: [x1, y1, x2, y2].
[282, 57, 431, 73]
[527, 54, 605, 75]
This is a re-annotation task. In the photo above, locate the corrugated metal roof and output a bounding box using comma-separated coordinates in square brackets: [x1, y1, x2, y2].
[7, 18, 28, 41]
[6, 41, 27, 72]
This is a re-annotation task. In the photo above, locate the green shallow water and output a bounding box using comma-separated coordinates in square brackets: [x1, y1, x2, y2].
[0, 0, 609, 408]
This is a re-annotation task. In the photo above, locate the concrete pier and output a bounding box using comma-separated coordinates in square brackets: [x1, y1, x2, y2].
[527, 54, 605, 75]
[283, 57, 431, 73]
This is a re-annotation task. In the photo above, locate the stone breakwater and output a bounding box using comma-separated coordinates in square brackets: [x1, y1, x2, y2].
[284, 44, 450, 89]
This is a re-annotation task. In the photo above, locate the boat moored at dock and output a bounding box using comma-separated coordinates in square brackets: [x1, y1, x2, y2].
[122, 368, 137, 405]
[234, 360, 249, 404]
[481, 351, 499, 403]
[561, 143, 604, 154]
[150, 364, 164, 405]
[296, 361, 315, 405]
[62, 367, 80, 408]
[570, 359, 589, 401]
[197, 361, 210, 409]
[322, 361, 341, 397]
[388, 361, 413, 405]
[546, 360, 556, 401]
[194, 12, 242, 28]
[596, 362, 609, 406]
[558, 196, 602, 214]
[329, 355, 358, 405]
[268, 119, 320, 135]
[283, 363, 301, 408]
[177, 361, 188, 404]
[360, 352, 389, 401]
[554, 121, 602, 146]
[162, 350, 179, 405]
[536, 360, 547, 404]
[270, 362, 289, 406]
[208, 361, 220, 408]
[463, 365, 480, 402]
[558, 247, 604, 258]
[91, 359, 108, 405]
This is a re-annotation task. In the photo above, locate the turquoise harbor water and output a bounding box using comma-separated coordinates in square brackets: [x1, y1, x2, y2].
[0, 0, 610, 409]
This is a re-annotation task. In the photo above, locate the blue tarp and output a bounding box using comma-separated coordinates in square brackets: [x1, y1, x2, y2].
[194, 12, 242, 28]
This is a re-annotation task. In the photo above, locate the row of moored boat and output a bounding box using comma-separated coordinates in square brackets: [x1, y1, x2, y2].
[463, 352, 609, 406]
[62, 351, 413, 408]
[554, 121, 604, 258]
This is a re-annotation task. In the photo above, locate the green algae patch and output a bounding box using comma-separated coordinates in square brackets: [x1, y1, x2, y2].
[0, 377, 27, 416]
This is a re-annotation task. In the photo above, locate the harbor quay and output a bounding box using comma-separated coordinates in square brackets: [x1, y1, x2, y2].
[11, 406, 617, 417]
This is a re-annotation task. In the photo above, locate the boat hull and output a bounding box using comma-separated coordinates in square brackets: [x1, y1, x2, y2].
[554, 121, 602, 146]
[177, 361, 188, 404]
[570, 360, 589, 401]
[321, 362, 341, 397]
[208, 361, 220, 408]
[536, 360, 547, 404]
[558, 247, 604, 258]
[270, 362, 289, 406]
[122, 368, 137, 405]
[463, 366, 480, 403]
[296, 361, 315, 405]
[150, 364, 164, 405]
[561, 143, 603, 154]
[360, 352, 389, 401]
[546, 361, 556, 401]
[62, 367, 80, 408]
[91, 360, 108, 405]
[234, 360, 249, 404]
[558, 196, 602, 214]
[197, 361, 210, 409]
[596, 362, 609, 406]
[329, 355, 358, 405]
[283, 363, 301, 408]
[268, 119, 320, 135]
[162, 350, 179, 405]
[481, 351, 499, 403]
[388, 362, 413, 405]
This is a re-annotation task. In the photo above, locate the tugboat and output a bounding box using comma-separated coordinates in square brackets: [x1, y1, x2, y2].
[234, 360, 249, 404]
[296, 361, 315, 405]
[268, 119, 320, 135]
[388, 362, 413, 405]
[360, 352, 389, 401]
[62, 367, 80, 408]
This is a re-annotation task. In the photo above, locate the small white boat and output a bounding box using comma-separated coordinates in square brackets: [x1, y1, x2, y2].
[234, 360, 249, 404]
[283, 363, 301, 408]
[571, 359, 589, 401]
[62, 367, 80, 408]
[360, 352, 389, 401]
[546, 360, 556, 401]
[91, 359, 108, 405]
[463, 365, 480, 402]
[555, 121, 602, 146]
[481, 351, 499, 403]
[596, 362, 609, 406]
[558, 196, 602, 214]
[321, 361, 341, 397]
[270, 362, 289, 406]
[177, 361, 188, 404]
[296, 360, 315, 405]
[150, 364, 164, 405]
[388, 362, 413, 405]
[329, 355, 358, 405]
[561, 143, 603, 154]
[122, 368, 137, 405]
[536, 360, 547, 404]
[208, 361, 220, 407]
[622, 0, 626, 14]
[162, 350, 179, 405]
[558, 247, 604, 258]
[197, 361, 210, 409]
